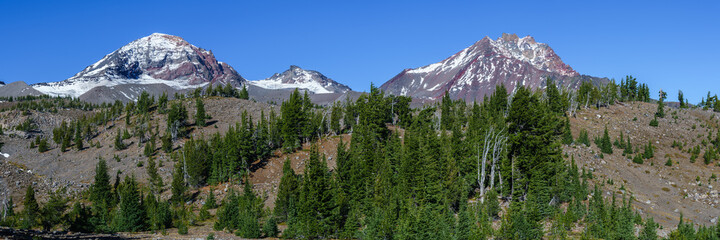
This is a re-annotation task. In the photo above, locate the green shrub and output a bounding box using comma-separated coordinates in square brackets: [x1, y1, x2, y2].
[578, 129, 591, 147]
[633, 155, 644, 164]
[649, 117, 658, 127]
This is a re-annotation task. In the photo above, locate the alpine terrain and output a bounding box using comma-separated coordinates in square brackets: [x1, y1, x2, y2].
[249, 65, 351, 94]
[381, 33, 608, 101]
[31, 33, 246, 101]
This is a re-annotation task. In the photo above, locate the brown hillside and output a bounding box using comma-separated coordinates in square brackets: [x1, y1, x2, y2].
[568, 101, 720, 228]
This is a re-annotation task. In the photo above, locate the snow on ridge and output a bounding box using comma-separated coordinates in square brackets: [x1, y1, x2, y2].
[33, 75, 208, 98]
[249, 79, 332, 94]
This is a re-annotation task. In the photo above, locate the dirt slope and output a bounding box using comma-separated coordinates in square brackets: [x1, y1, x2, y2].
[568, 102, 720, 228]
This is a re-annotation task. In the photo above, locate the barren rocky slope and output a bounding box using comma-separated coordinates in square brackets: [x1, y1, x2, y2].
[568, 102, 720, 229]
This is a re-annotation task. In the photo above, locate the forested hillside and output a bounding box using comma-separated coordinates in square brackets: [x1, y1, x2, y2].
[1, 78, 720, 239]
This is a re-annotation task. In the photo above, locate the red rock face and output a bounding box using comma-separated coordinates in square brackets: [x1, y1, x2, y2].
[32, 33, 246, 98]
[380, 34, 607, 102]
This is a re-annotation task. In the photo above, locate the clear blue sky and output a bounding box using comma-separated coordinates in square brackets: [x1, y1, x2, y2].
[1, 1, 718, 103]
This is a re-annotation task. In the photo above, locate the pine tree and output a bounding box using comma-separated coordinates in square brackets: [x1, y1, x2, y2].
[281, 89, 304, 152]
[114, 129, 125, 150]
[485, 188, 500, 219]
[639, 217, 658, 240]
[195, 97, 207, 127]
[330, 101, 343, 134]
[263, 215, 279, 238]
[546, 78, 564, 114]
[644, 141, 654, 159]
[37, 137, 48, 152]
[507, 86, 564, 205]
[144, 194, 171, 231]
[2, 197, 15, 225]
[170, 158, 186, 204]
[600, 126, 613, 154]
[20, 185, 39, 229]
[274, 158, 299, 223]
[146, 156, 163, 194]
[90, 158, 112, 207]
[113, 176, 147, 232]
[624, 138, 634, 155]
[239, 84, 249, 100]
[678, 90, 685, 108]
[236, 178, 261, 238]
[161, 134, 172, 153]
[167, 102, 188, 140]
[297, 146, 334, 238]
[562, 118, 573, 145]
[656, 90, 666, 118]
[158, 92, 168, 113]
[214, 190, 239, 231]
[40, 190, 68, 231]
[75, 123, 83, 150]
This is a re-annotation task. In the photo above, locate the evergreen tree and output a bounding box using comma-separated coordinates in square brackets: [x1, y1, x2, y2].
[239, 84, 249, 100]
[236, 179, 261, 238]
[113, 176, 146, 232]
[195, 97, 207, 127]
[37, 137, 48, 152]
[330, 101, 343, 134]
[274, 158, 299, 223]
[75, 123, 83, 150]
[599, 126, 613, 154]
[170, 159, 187, 204]
[2, 197, 14, 226]
[507, 86, 563, 210]
[546, 78, 564, 114]
[204, 191, 217, 209]
[656, 91, 666, 118]
[20, 185, 39, 229]
[114, 129, 125, 150]
[296, 145, 334, 238]
[143, 141, 153, 157]
[263, 215, 279, 238]
[280, 89, 305, 151]
[639, 217, 658, 240]
[40, 190, 68, 231]
[146, 156, 163, 194]
[485, 188, 500, 219]
[643, 141, 654, 159]
[158, 92, 168, 114]
[144, 194, 171, 231]
[562, 118, 573, 145]
[167, 102, 188, 140]
[90, 158, 113, 208]
[678, 90, 685, 108]
[214, 190, 239, 231]
[66, 202, 92, 232]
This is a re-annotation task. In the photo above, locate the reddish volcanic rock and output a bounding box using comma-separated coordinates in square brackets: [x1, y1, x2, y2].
[32, 33, 245, 97]
[380, 33, 608, 102]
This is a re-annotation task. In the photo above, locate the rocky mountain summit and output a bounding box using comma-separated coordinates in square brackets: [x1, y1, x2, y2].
[249, 65, 351, 94]
[32, 33, 245, 98]
[380, 33, 608, 101]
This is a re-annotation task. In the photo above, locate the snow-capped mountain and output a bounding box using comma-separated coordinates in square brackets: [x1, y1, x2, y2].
[249, 65, 351, 94]
[380, 33, 608, 102]
[32, 33, 245, 98]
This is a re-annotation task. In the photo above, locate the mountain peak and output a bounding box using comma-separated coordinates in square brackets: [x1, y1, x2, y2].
[249, 66, 351, 94]
[32, 33, 244, 98]
[500, 33, 519, 42]
[380, 33, 604, 102]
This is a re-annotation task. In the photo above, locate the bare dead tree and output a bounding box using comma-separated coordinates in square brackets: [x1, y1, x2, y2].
[478, 128, 492, 197]
[478, 127, 507, 199]
[568, 91, 578, 117]
[489, 129, 507, 191]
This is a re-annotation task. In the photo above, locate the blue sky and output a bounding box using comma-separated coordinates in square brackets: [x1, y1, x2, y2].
[0, 1, 718, 103]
